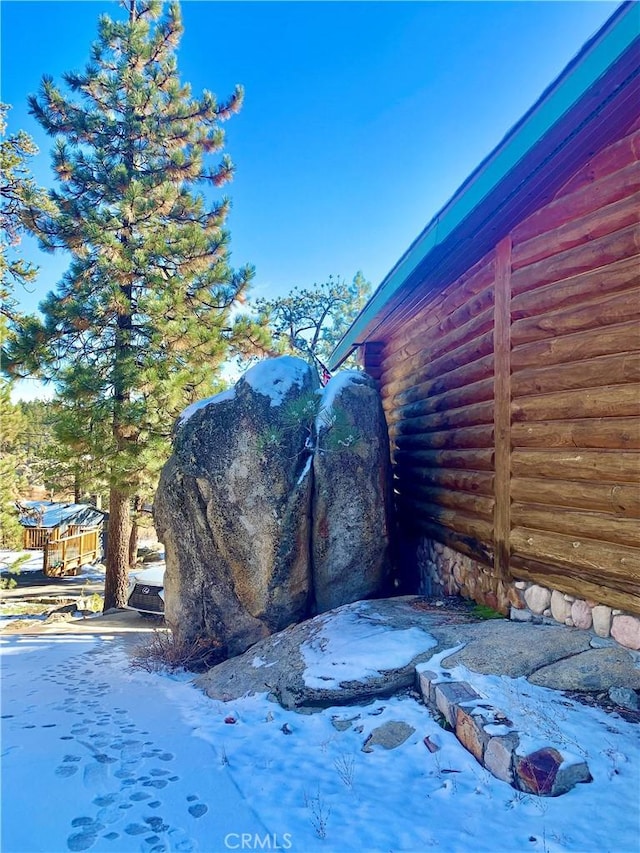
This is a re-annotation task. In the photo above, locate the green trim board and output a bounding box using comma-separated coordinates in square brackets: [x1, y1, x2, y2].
[329, 2, 640, 369]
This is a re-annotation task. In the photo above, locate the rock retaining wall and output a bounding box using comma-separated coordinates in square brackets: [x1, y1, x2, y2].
[415, 536, 640, 653]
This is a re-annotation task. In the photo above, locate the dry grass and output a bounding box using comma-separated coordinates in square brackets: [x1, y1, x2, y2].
[130, 627, 225, 673]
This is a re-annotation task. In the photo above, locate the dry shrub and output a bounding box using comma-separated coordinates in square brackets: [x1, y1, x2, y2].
[130, 628, 225, 673]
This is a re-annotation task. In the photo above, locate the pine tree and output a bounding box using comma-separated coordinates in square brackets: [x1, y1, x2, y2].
[254, 272, 372, 372]
[5, 0, 266, 607]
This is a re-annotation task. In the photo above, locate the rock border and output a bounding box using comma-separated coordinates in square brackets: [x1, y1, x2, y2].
[416, 668, 592, 797]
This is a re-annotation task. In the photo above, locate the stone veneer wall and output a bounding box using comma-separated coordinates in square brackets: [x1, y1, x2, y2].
[416, 536, 640, 652]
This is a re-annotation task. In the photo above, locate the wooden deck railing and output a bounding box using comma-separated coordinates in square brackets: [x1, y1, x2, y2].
[43, 529, 101, 576]
[23, 527, 51, 550]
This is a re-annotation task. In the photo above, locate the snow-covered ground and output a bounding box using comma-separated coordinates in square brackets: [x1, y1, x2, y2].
[1, 624, 639, 853]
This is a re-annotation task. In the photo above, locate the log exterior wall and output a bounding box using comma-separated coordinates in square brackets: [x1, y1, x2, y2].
[380, 122, 640, 615]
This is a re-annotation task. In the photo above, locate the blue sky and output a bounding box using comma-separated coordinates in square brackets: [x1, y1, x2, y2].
[2, 1, 620, 318]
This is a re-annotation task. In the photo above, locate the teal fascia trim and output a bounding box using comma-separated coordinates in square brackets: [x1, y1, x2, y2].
[330, 3, 640, 369]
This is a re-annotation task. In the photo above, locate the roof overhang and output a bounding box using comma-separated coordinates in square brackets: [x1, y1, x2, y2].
[329, 1, 640, 370]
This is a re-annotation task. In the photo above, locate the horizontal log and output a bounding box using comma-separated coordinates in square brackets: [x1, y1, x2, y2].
[382, 286, 494, 368]
[510, 526, 640, 584]
[394, 376, 494, 421]
[382, 252, 495, 357]
[394, 482, 494, 519]
[395, 496, 494, 543]
[393, 466, 494, 496]
[511, 351, 640, 396]
[511, 416, 640, 450]
[397, 516, 494, 567]
[511, 253, 639, 321]
[509, 556, 640, 614]
[381, 328, 494, 403]
[394, 423, 494, 452]
[554, 128, 640, 198]
[511, 449, 640, 483]
[511, 287, 640, 346]
[390, 354, 494, 410]
[512, 190, 640, 270]
[510, 223, 640, 297]
[511, 319, 640, 372]
[511, 383, 640, 422]
[510, 504, 640, 549]
[513, 161, 640, 245]
[394, 447, 494, 472]
[388, 400, 494, 434]
[510, 477, 640, 517]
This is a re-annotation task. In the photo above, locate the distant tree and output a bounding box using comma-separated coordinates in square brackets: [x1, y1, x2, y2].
[254, 272, 371, 374]
[4, 1, 267, 608]
[0, 384, 27, 549]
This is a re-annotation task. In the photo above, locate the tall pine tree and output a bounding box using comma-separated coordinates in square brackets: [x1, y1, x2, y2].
[6, 0, 266, 607]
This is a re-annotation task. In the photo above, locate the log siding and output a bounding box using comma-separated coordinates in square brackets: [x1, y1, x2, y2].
[381, 122, 640, 614]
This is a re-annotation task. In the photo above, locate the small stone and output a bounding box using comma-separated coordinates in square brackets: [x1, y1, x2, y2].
[514, 581, 528, 590]
[514, 747, 591, 796]
[563, 594, 575, 603]
[611, 615, 640, 650]
[361, 720, 415, 752]
[592, 605, 612, 638]
[551, 590, 572, 624]
[524, 585, 551, 614]
[434, 681, 481, 728]
[564, 618, 574, 627]
[543, 609, 551, 617]
[510, 607, 532, 623]
[455, 707, 489, 763]
[571, 600, 592, 631]
[484, 733, 519, 784]
[608, 687, 639, 710]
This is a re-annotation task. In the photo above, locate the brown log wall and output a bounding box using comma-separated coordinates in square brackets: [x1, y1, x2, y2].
[380, 124, 640, 613]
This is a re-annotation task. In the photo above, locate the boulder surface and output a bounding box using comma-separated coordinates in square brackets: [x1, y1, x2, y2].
[154, 357, 317, 657]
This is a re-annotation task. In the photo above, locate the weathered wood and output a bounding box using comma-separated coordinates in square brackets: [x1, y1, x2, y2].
[395, 496, 494, 543]
[511, 416, 640, 450]
[553, 128, 640, 199]
[493, 236, 512, 579]
[511, 287, 640, 346]
[512, 190, 640, 269]
[394, 423, 494, 451]
[510, 526, 640, 583]
[511, 352, 640, 396]
[510, 477, 640, 517]
[394, 376, 495, 421]
[382, 290, 494, 369]
[511, 449, 640, 483]
[510, 223, 640, 297]
[395, 482, 494, 519]
[393, 447, 494, 472]
[511, 319, 640, 372]
[511, 384, 640, 422]
[381, 329, 494, 402]
[514, 161, 640, 244]
[510, 504, 640, 549]
[509, 556, 640, 614]
[511, 253, 639, 320]
[393, 466, 495, 496]
[387, 399, 494, 434]
[387, 353, 494, 409]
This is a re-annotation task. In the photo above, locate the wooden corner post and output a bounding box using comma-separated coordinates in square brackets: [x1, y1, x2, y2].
[494, 236, 512, 578]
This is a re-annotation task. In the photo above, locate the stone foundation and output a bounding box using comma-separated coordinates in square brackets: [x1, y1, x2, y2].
[415, 536, 640, 653]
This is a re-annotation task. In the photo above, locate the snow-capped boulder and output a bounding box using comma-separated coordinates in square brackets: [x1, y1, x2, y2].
[312, 371, 393, 612]
[154, 357, 318, 657]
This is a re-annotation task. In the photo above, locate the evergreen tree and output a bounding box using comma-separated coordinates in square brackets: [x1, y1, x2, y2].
[5, 0, 266, 607]
[254, 272, 371, 373]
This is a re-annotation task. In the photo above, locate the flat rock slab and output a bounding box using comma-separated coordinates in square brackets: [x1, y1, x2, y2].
[528, 647, 640, 691]
[441, 622, 592, 678]
[362, 721, 415, 752]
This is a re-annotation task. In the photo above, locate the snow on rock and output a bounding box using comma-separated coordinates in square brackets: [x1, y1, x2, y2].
[178, 387, 235, 424]
[301, 602, 438, 689]
[242, 355, 310, 407]
[315, 369, 366, 430]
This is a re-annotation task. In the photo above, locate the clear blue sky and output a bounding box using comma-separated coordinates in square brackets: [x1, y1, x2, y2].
[2, 1, 620, 317]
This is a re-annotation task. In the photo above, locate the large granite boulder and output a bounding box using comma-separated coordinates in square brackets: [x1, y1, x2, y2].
[154, 357, 318, 657]
[312, 371, 393, 612]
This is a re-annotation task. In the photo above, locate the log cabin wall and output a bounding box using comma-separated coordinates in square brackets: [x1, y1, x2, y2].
[379, 121, 640, 618]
